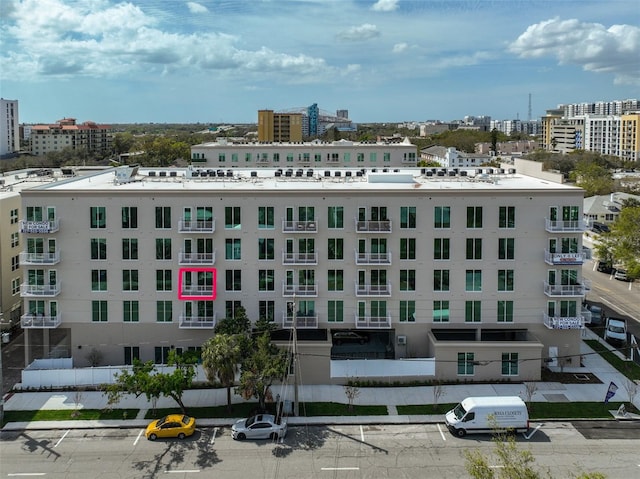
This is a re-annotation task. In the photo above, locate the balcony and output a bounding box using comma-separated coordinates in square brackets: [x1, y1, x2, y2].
[355, 282, 392, 297]
[282, 312, 318, 329]
[543, 312, 584, 330]
[544, 250, 584, 265]
[354, 219, 392, 233]
[282, 220, 317, 233]
[178, 219, 216, 233]
[20, 250, 60, 265]
[543, 280, 590, 297]
[181, 284, 215, 297]
[282, 251, 318, 265]
[179, 313, 217, 329]
[20, 283, 61, 297]
[545, 218, 586, 233]
[179, 250, 216, 265]
[354, 250, 391, 265]
[354, 313, 392, 329]
[21, 313, 62, 329]
[282, 283, 318, 297]
[19, 219, 59, 234]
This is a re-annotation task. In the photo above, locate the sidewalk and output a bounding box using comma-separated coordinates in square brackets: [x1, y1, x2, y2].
[2, 330, 638, 431]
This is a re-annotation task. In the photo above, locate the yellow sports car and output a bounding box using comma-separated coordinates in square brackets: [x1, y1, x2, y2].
[145, 414, 196, 440]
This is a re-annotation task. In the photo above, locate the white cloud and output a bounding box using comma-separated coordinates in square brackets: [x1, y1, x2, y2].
[509, 17, 640, 85]
[392, 42, 408, 53]
[186, 2, 208, 14]
[371, 0, 399, 12]
[336, 24, 380, 42]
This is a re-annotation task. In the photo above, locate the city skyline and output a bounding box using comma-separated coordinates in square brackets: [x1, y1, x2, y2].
[1, 0, 639, 125]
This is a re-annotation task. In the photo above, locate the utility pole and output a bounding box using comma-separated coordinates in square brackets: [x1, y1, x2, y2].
[292, 293, 299, 416]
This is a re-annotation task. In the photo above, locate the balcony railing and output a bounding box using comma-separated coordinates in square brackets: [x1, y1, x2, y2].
[181, 285, 214, 297]
[20, 283, 61, 297]
[543, 281, 590, 297]
[20, 219, 59, 234]
[544, 250, 584, 265]
[354, 250, 391, 265]
[178, 219, 216, 233]
[282, 251, 318, 265]
[543, 312, 584, 330]
[179, 313, 217, 329]
[179, 250, 216, 265]
[282, 313, 318, 329]
[282, 283, 318, 297]
[355, 313, 392, 329]
[545, 218, 586, 233]
[20, 250, 61, 265]
[282, 220, 317, 233]
[355, 282, 392, 296]
[354, 219, 392, 233]
[21, 313, 62, 329]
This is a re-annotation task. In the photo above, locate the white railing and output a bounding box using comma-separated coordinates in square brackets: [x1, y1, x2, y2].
[354, 250, 391, 265]
[354, 313, 392, 329]
[282, 220, 317, 233]
[20, 283, 61, 297]
[282, 313, 318, 329]
[179, 250, 216, 265]
[542, 313, 584, 330]
[545, 218, 586, 232]
[354, 282, 392, 296]
[282, 283, 318, 296]
[21, 313, 62, 329]
[282, 251, 318, 265]
[181, 285, 214, 296]
[179, 313, 217, 329]
[354, 219, 392, 233]
[20, 251, 61, 265]
[543, 281, 589, 297]
[178, 219, 216, 233]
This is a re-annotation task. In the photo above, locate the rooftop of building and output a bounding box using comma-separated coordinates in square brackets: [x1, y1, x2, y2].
[193, 137, 414, 148]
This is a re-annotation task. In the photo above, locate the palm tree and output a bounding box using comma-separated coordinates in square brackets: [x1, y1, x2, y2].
[202, 334, 242, 412]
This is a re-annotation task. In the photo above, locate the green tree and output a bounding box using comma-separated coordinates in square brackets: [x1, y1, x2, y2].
[236, 333, 289, 413]
[112, 132, 135, 156]
[571, 161, 614, 196]
[215, 306, 251, 335]
[202, 334, 243, 412]
[104, 351, 196, 413]
[609, 206, 640, 279]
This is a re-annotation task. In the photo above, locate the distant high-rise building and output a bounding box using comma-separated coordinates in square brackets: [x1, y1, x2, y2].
[336, 110, 349, 119]
[0, 98, 20, 157]
[29, 118, 112, 157]
[620, 113, 640, 162]
[258, 110, 303, 142]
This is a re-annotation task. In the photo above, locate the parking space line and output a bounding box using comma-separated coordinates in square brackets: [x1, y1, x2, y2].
[210, 427, 218, 445]
[133, 429, 144, 446]
[359, 425, 364, 442]
[8, 474, 47, 477]
[321, 467, 359, 471]
[165, 470, 200, 474]
[437, 424, 447, 441]
[54, 430, 70, 448]
[524, 424, 543, 440]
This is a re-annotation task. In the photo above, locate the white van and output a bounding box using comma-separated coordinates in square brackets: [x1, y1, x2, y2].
[445, 396, 529, 437]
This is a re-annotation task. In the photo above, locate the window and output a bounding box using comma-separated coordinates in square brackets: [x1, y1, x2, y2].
[11, 255, 19, 271]
[91, 270, 107, 291]
[156, 238, 172, 260]
[400, 238, 416, 260]
[92, 300, 108, 322]
[465, 270, 482, 291]
[225, 238, 241, 260]
[497, 300, 514, 322]
[433, 300, 450, 322]
[122, 238, 138, 260]
[433, 270, 450, 291]
[156, 270, 172, 291]
[327, 238, 344, 260]
[258, 206, 274, 229]
[434, 206, 450, 228]
[90, 206, 106, 229]
[457, 352, 474, 375]
[434, 238, 450, 260]
[123, 270, 139, 291]
[155, 206, 171, 229]
[10, 232, 19, 248]
[225, 300, 242, 319]
[399, 300, 415, 322]
[498, 270, 514, 291]
[91, 238, 107, 260]
[499, 206, 515, 228]
[328, 270, 344, 291]
[258, 238, 274, 260]
[465, 300, 481, 322]
[122, 206, 138, 228]
[154, 346, 173, 364]
[10, 208, 18, 224]
[259, 300, 275, 322]
[156, 301, 172, 322]
[502, 352, 519, 376]
[400, 270, 415, 291]
[123, 300, 139, 322]
[498, 238, 515, 260]
[328, 206, 344, 228]
[328, 300, 343, 322]
[225, 206, 241, 229]
[467, 206, 483, 228]
[258, 269, 274, 291]
[466, 238, 482, 260]
[124, 346, 140, 365]
[226, 270, 242, 291]
[12, 277, 20, 295]
[400, 206, 416, 229]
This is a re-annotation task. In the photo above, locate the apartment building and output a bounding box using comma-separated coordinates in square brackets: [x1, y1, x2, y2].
[190, 138, 418, 168]
[258, 110, 303, 143]
[0, 98, 20, 157]
[420, 146, 492, 167]
[29, 118, 112, 157]
[18, 165, 587, 383]
[620, 114, 640, 162]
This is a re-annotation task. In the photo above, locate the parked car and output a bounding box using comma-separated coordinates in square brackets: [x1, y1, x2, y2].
[231, 414, 287, 440]
[604, 317, 627, 346]
[584, 303, 604, 325]
[145, 414, 196, 440]
[614, 269, 630, 281]
[596, 261, 614, 274]
[590, 222, 610, 234]
[332, 330, 369, 345]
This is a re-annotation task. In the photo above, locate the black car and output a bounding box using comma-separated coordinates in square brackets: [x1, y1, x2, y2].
[591, 222, 610, 234]
[596, 261, 614, 274]
[333, 331, 369, 345]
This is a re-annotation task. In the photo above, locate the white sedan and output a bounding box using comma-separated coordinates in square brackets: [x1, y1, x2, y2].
[231, 414, 288, 440]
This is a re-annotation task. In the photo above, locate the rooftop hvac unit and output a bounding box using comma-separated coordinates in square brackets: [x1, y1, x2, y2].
[397, 335, 407, 345]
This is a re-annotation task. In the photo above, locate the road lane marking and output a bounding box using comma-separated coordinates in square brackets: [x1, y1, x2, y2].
[8, 474, 47, 477]
[524, 424, 543, 440]
[360, 425, 364, 442]
[54, 430, 70, 448]
[210, 427, 218, 445]
[437, 423, 447, 441]
[321, 468, 359, 471]
[133, 429, 144, 446]
[165, 470, 200, 474]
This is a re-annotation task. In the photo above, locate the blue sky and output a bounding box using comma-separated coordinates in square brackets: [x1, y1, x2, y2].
[1, 0, 639, 124]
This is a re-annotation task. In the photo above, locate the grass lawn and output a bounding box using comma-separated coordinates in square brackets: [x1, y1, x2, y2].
[585, 339, 640, 381]
[2, 408, 138, 425]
